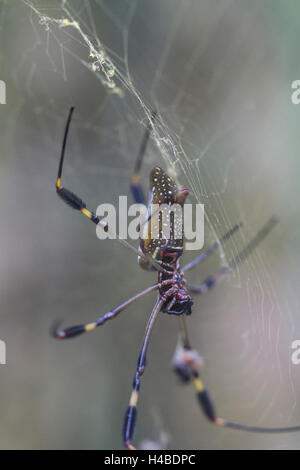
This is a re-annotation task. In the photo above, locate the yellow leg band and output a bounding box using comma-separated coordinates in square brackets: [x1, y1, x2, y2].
[194, 377, 204, 393]
[81, 208, 92, 219]
[129, 390, 139, 407]
[85, 322, 97, 332]
[131, 174, 140, 184]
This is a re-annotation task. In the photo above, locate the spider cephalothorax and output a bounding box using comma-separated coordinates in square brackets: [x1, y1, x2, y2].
[158, 261, 193, 316]
[162, 296, 193, 316]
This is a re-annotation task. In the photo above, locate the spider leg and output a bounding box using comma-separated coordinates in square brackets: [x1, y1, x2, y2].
[52, 284, 160, 339]
[178, 315, 191, 349]
[182, 222, 242, 273]
[187, 216, 278, 294]
[175, 317, 300, 434]
[123, 298, 163, 450]
[130, 110, 157, 205]
[194, 357, 300, 433]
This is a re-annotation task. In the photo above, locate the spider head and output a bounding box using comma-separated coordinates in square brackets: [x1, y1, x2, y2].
[162, 291, 193, 316]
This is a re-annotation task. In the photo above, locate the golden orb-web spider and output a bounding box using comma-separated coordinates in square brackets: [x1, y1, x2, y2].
[54, 107, 300, 450]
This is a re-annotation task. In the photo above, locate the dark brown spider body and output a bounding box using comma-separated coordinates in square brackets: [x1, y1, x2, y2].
[138, 167, 188, 269]
[138, 166, 192, 315]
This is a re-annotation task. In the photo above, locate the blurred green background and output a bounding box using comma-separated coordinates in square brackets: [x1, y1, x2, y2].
[1, 0, 300, 449]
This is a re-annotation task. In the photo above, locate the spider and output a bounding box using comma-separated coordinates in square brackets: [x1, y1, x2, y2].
[54, 107, 300, 450]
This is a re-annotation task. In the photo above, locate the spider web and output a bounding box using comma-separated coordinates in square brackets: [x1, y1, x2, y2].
[1, 0, 300, 450]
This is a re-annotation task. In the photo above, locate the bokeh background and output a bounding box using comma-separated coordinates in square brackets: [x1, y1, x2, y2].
[1, 0, 300, 449]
